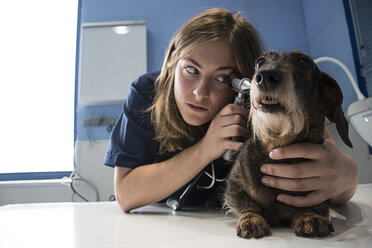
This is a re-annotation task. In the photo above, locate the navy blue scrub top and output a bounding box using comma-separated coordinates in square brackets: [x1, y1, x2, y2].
[104, 71, 231, 207]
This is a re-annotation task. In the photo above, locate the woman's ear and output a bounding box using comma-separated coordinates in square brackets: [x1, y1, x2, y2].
[320, 72, 352, 148]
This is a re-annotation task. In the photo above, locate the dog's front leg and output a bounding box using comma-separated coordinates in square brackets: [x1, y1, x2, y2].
[292, 209, 334, 237]
[225, 186, 271, 238]
[237, 209, 270, 238]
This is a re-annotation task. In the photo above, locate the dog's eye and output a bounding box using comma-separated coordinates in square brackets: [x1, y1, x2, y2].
[255, 58, 266, 69]
[297, 58, 311, 68]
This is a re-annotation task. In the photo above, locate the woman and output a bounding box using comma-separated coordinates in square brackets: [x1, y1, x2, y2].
[104, 8, 358, 212]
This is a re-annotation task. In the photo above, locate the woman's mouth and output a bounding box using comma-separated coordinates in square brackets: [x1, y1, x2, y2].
[186, 103, 208, 112]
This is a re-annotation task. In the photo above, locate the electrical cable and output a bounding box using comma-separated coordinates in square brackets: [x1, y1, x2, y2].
[71, 142, 99, 202]
[65, 150, 100, 202]
[70, 178, 89, 202]
[69, 172, 100, 202]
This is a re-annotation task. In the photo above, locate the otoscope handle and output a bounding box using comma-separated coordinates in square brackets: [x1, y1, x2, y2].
[222, 78, 251, 162]
[222, 149, 236, 161]
[222, 94, 246, 162]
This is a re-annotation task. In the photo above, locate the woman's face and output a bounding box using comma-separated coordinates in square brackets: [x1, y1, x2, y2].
[174, 40, 237, 126]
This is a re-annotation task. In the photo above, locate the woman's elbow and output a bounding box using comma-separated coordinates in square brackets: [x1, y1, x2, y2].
[116, 194, 133, 213]
[114, 167, 135, 212]
[115, 185, 139, 213]
[115, 185, 146, 212]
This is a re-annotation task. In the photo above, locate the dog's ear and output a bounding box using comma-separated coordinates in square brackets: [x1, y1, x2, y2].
[320, 72, 353, 148]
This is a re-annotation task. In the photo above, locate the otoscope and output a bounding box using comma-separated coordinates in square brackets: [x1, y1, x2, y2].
[166, 78, 251, 211]
[222, 78, 251, 161]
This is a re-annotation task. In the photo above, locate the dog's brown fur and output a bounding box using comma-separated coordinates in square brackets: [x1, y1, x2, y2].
[223, 50, 353, 238]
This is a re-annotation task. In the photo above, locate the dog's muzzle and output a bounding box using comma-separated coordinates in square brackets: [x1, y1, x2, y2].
[253, 68, 284, 113]
[255, 68, 282, 91]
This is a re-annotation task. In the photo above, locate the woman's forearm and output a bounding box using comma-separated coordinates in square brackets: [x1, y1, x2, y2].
[114, 141, 213, 212]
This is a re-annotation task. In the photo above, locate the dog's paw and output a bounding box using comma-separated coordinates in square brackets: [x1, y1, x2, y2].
[292, 211, 334, 237]
[236, 212, 270, 239]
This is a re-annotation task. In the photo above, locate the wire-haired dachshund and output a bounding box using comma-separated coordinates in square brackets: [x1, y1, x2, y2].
[223, 50, 353, 238]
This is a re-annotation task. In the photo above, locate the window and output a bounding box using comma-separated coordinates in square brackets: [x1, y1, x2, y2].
[0, 1, 78, 179]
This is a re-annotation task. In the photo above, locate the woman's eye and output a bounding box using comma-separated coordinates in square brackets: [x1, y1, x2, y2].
[184, 66, 198, 74]
[255, 57, 266, 69]
[216, 75, 230, 84]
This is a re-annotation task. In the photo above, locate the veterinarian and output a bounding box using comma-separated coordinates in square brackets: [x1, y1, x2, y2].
[104, 8, 358, 212]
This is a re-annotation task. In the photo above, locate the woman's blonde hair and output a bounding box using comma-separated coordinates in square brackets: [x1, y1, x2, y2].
[149, 8, 263, 154]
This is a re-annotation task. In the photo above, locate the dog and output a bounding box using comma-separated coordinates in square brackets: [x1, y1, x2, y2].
[223, 50, 353, 238]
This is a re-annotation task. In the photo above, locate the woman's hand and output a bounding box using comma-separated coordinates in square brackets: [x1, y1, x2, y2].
[198, 103, 249, 161]
[260, 128, 358, 207]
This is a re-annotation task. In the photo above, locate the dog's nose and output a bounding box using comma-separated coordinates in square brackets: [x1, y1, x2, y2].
[255, 69, 282, 91]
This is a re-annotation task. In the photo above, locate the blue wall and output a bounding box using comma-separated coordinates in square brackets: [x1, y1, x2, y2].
[302, 0, 358, 108]
[80, 0, 310, 73]
[76, 0, 358, 142]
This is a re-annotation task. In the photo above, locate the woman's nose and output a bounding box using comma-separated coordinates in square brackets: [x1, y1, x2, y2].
[192, 77, 210, 99]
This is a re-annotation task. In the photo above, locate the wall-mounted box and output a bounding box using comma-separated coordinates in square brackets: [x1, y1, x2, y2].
[78, 21, 147, 105]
